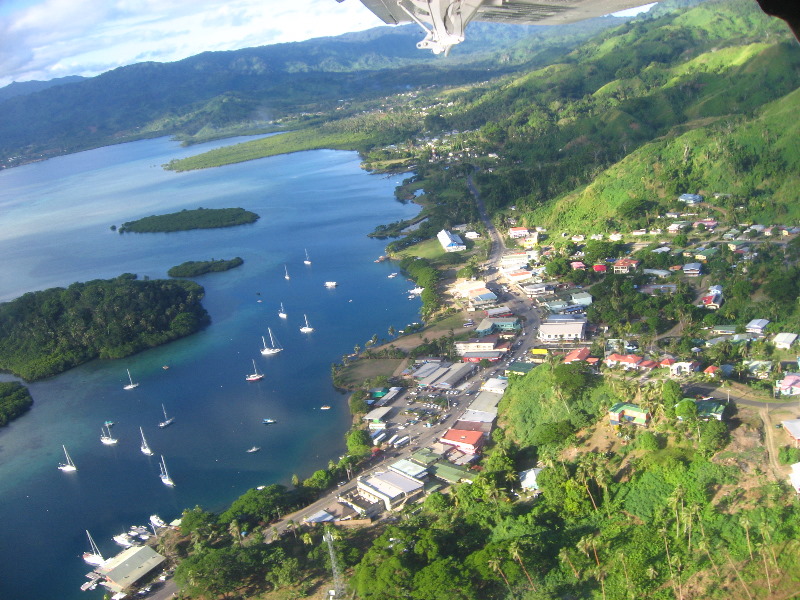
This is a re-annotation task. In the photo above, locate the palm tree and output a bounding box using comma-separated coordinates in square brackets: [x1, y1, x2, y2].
[488, 557, 515, 599]
[508, 541, 536, 591]
[228, 519, 242, 546]
[559, 547, 580, 578]
[739, 515, 754, 560]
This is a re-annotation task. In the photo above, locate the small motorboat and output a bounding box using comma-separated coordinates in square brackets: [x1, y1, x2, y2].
[246, 446, 261, 453]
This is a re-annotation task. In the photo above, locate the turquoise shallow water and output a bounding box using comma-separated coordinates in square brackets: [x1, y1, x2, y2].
[0, 138, 420, 599]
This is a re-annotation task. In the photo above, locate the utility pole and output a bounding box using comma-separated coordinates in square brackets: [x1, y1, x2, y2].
[324, 528, 345, 598]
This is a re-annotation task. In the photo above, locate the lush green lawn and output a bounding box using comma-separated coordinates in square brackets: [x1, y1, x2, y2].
[396, 238, 446, 260]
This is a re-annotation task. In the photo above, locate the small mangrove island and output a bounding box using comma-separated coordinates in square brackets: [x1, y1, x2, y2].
[168, 257, 244, 278]
[0, 382, 33, 426]
[0, 274, 210, 381]
[118, 207, 259, 233]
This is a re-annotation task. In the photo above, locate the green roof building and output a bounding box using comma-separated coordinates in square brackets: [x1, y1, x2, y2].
[609, 402, 650, 427]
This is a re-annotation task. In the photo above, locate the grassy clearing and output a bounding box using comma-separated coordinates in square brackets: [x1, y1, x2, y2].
[338, 358, 406, 388]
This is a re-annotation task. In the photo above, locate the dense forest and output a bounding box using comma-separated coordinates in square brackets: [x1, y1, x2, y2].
[118, 208, 258, 233]
[0, 274, 209, 381]
[168, 257, 244, 277]
[0, 382, 33, 426]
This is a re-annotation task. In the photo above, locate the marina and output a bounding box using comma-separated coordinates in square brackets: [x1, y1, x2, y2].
[0, 137, 420, 600]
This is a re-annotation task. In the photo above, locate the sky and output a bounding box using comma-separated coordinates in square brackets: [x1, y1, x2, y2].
[0, 0, 386, 87]
[0, 0, 657, 89]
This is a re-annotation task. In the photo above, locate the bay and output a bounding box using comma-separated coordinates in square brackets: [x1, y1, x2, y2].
[0, 137, 420, 600]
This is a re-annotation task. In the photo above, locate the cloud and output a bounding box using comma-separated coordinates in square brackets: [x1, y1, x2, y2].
[0, 0, 384, 87]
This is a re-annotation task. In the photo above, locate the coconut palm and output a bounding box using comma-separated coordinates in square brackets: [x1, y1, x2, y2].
[488, 557, 515, 599]
[508, 540, 536, 591]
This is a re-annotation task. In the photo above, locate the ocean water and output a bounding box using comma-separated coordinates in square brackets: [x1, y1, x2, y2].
[0, 137, 420, 600]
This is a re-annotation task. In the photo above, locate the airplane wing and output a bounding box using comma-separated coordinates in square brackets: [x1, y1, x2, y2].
[349, 0, 652, 54]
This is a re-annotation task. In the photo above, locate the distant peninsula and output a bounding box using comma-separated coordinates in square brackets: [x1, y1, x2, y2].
[168, 257, 244, 277]
[0, 274, 210, 381]
[118, 207, 259, 233]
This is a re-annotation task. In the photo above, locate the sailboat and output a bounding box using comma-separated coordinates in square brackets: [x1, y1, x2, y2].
[278, 302, 287, 319]
[58, 445, 77, 472]
[159, 455, 174, 487]
[284, 265, 290, 280]
[140, 427, 154, 455]
[246, 359, 265, 382]
[123, 368, 139, 390]
[158, 404, 174, 428]
[304, 249, 312, 265]
[300, 314, 314, 333]
[261, 328, 283, 356]
[83, 530, 105, 566]
[100, 424, 118, 445]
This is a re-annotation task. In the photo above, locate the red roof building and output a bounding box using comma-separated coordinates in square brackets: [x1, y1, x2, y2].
[593, 264, 607, 273]
[440, 429, 485, 454]
[605, 353, 643, 369]
[563, 347, 591, 364]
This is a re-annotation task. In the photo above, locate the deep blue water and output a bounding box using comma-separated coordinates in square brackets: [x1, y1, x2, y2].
[0, 137, 420, 600]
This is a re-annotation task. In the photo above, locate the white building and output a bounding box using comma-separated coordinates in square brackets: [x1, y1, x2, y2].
[437, 229, 466, 252]
[774, 332, 798, 350]
[538, 316, 587, 341]
[357, 471, 425, 511]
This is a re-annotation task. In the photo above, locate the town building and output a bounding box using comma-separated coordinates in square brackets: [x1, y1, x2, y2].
[440, 429, 485, 454]
[683, 262, 702, 277]
[508, 226, 530, 239]
[776, 374, 800, 396]
[678, 193, 704, 205]
[538, 315, 587, 342]
[356, 471, 425, 511]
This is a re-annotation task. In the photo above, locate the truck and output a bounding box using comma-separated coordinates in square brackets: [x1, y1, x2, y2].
[386, 434, 400, 447]
[372, 431, 388, 445]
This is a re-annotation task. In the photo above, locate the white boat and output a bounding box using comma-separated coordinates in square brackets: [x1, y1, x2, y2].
[83, 529, 106, 566]
[149, 514, 167, 529]
[246, 359, 265, 381]
[100, 424, 118, 446]
[388, 272, 398, 278]
[304, 249, 312, 265]
[320, 405, 331, 410]
[300, 314, 314, 333]
[262, 418, 276, 424]
[140, 427, 154, 455]
[58, 444, 77, 472]
[278, 302, 287, 319]
[260, 328, 283, 356]
[113, 532, 135, 548]
[123, 368, 139, 390]
[284, 265, 290, 280]
[159, 455, 174, 487]
[246, 446, 260, 453]
[324, 281, 337, 288]
[158, 404, 174, 428]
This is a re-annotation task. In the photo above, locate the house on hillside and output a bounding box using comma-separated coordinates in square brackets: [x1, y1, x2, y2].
[776, 374, 800, 396]
[683, 263, 702, 277]
[613, 258, 640, 274]
[678, 193, 704, 205]
[609, 402, 650, 427]
[774, 333, 798, 349]
[782, 419, 800, 447]
[746, 319, 770, 336]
